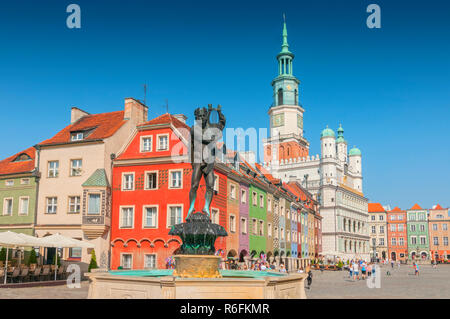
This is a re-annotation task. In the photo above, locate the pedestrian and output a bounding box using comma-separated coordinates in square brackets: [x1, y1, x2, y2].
[352, 261, 359, 281]
[397, 260, 401, 269]
[361, 261, 367, 279]
[372, 263, 376, 277]
[279, 263, 287, 273]
[306, 269, 313, 289]
[413, 262, 419, 276]
[391, 259, 394, 269]
[367, 263, 372, 277]
[349, 264, 353, 278]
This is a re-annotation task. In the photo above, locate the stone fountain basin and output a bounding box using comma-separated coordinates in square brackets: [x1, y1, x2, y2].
[86, 269, 307, 299]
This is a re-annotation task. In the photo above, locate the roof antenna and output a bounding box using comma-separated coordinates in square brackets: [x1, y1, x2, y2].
[143, 84, 147, 106]
[166, 99, 169, 114]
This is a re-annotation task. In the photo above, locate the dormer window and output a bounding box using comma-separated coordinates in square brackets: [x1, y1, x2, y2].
[13, 153, 32, 162]
[71, 132, 84, 141]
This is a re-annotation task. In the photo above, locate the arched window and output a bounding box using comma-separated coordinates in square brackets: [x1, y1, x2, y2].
[278, 88, 283, 106]
[294, 89, 298, 105]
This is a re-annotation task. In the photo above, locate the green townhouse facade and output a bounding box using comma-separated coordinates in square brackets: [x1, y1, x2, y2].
[248, 180, 267, 258]
[407, 204, 430, 260]
[0, 147, 39, 237]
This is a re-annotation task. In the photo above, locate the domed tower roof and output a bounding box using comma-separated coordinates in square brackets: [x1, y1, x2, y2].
[349, 146, 361, 156]
[321, 125, 335, 138]
[336, 124, 346, 143]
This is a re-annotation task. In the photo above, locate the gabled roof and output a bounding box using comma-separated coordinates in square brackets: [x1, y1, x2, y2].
[137, 113, 190, 142]
[410, 203, 422, 210]
[40, 110, 126, 146]
[254, 163, 281, 185]
[432, 204, 444, 210]
[368, 203, 385, 212]
[0, 147, 36, 176]
[390, 206, 403, 212]
[82, 169, 109, 187]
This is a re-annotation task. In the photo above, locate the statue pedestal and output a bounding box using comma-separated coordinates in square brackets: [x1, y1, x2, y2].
[173, 255, 221, 278]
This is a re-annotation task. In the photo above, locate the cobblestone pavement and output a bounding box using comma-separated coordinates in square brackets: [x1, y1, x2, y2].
[0, 281, 90, 299]
[2, 264, 449, 299]
[305, 264, 450, 298]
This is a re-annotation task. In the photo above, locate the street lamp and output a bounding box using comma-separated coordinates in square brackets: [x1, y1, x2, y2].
[371, 243, 376, 263]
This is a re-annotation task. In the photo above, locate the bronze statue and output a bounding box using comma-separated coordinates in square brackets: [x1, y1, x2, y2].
[187, 104, 226, 219]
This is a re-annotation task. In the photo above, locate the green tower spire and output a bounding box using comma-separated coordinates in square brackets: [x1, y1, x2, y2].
[281, 14, 290, 53]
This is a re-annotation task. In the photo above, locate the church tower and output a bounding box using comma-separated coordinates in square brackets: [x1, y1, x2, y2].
[264, 17, 309, 163]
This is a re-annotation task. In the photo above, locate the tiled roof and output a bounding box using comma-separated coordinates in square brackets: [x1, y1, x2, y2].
[368, 203, 385, 212]
[40, 111, 126, 146]
[390, 206, 403, 212]
[0, 147, 36, 176]
[432, 204, 444, 210]
[82, 169, 109, 187]
[410, 203, 422, 210]
[254, 163, 280, 184]
[138, 113, 190, 142]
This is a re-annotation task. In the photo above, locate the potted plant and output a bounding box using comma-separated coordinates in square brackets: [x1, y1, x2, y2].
[88, 249, 98, 272]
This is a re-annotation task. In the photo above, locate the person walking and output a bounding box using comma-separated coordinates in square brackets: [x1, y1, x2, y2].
[413, 262, 420, 276]
[352, 261, 359, 281]
[361, 261, 367, 280]
[391, 259, 394, 269]
[306, 269, 313, 289]
[397, 260, 401, 269]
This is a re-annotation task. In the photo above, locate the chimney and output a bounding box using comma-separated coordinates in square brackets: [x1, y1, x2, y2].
[173, 114, 187, 124]
[71, 107, 90, 124]
[124, 98, 148, 126]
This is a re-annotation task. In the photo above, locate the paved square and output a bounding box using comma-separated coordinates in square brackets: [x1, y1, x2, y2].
[306, 264, 450, 299]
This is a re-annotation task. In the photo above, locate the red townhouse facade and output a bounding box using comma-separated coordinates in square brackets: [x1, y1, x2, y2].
[110, 113, 228, 270]
[387, 206, 408, 262]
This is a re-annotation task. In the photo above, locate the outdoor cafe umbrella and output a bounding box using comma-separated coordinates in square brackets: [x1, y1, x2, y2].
[0, 231, 42, 284]
[39, 233, 94, 280]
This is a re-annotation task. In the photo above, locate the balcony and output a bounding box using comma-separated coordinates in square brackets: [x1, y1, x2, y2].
[81, 215, 110, 240]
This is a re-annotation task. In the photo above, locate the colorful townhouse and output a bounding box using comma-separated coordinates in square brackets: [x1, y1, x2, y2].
[406, 204, 430, 260]
[237, 174, 250, 262]
[0, 147, 39, 240]
[368, 203, 388, 261]
[226, 166, 241, 259]
[247, 171, 268, 259]
[428, 204, 450, 261]
[387, 206, 408, 262]
[34, 98, 147, 268]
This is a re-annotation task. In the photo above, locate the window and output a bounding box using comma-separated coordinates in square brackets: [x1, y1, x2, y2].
[274, 227, 278, 239]
[398, 215, 404, 220]
[211, 208, 219, 224]
[120, 207, 134, 228]
[420, 237, 426, 245]
[3, 198, 13, 216]
[259, 220, 264, 236]
[411, 236, 417, 245]
[409, 214, 416, 221]
[143, 206, 158, 228]
[372, 238, 376, 246]
[230, 185, 236, 199]
[69, 247, 82, 259]
[121, 254, 132, 269]
[19, 197, 29, 215]
[144, 254, 156, 269]
[70, 159, 82, 176]
[71, 132, 84, 141]
[444, 237, 449, 246]
[157, 134, 169, 151]
[433, 224, 438, 231]
[68, 196, 81, 214]
[141, 136, 153, 152]
[390, 215, 396, 221]
[122, 173, 134, 191]
[87, 194, 101, 215]
[379, 215, 384, 221]
[21, 178, 30, 185]
[398, 224, 404, 232]
[259, 195, 264, 208]
[241, 218, 247, 234]
[433, 237, 439, 245]
[252, 218, 257, 235]
[229, 215, 236, 233]
[5, 180, 13, 186]
[268, 223, 272, 237]
[399, 237, 404, 246]
[379, 238, 384, 246]
[411, 225, 416, 232]
[379, 226, 384, 234]
[46, 197, 57, 214]
[443, 224, 448, 231]
[169, 170, 182, 189]
[390, 224, 396, 232]
[213, 175, 219, 192]
[267, 198, 272, 212]
[371, 215, 375, 221]
[167, 205, 183, 228]
[391, 237, 397, 246]
[420, 224, 425, 232]
[371, 226, 376, 234]
[145, 171, 158, 190]
[48, 161, 59, 178]
[280, 228, 284, 240]
[252, 192, 257, 206]
[241, 189, 247, 204]
[419, 214, 425, 221]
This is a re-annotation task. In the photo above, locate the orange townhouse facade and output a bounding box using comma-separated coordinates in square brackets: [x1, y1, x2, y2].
[428, 204, 450, 262]
[387, 206, 408, 262]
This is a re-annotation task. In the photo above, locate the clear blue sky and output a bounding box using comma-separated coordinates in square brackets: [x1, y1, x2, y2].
[0, 0, 449, 209]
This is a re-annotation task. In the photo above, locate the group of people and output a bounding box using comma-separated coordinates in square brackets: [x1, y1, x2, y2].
[348, 259, 377, 281]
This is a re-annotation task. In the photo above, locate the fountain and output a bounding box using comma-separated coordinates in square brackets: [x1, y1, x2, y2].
[86, 105, 307, 299]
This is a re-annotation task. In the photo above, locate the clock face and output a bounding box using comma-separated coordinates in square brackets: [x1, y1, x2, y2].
[287, 85, 291, 90]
